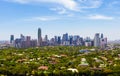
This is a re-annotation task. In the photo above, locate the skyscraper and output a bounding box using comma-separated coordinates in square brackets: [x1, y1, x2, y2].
[26, 36, 31, 47]
[62, 33, 69, 45]
[10, 35, 14, 44]
[100, 33, 107, 49]
[38, 28, 42, 46]
[100, 38, 107, 49]
[101, 33, 103, 38]
[20, 34, 25, 41]
[94, 33, 100, 47]
[44, 35, 48, 42]
[58, 36, 61, 45]
[69, 36, 73, 45]
[84, 37, 92, 47]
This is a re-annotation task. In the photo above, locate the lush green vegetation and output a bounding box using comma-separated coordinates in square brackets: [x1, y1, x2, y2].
[0, 46, 120, 76]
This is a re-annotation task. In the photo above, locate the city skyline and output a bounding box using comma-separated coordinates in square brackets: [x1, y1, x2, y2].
[0, 0, 120, 40]
[10, 28, 107, 49]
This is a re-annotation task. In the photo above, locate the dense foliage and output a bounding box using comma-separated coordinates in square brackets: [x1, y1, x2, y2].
[0, 46, 120, 76]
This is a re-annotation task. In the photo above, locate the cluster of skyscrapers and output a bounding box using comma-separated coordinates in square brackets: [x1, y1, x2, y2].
[10, 28, 107, 49]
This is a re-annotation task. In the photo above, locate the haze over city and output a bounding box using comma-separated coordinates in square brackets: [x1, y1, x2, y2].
[0, 0, 120, 40]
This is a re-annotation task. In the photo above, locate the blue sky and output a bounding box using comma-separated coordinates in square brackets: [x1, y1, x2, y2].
[0, 0, 120, 41]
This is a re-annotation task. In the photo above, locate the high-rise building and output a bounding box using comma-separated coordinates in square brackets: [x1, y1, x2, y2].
[100, 38, 107, 49]
[72, 35, 80, 46]
[94, 33, 100, 47]
[58, 36, 61, 45]
[49, 38, 55, 45]
[26, 36, 31, 47]
[101, 33, 103, 38]
[85, 37, 92, 47]
[69, 36, 73, 45]
[15, 38, 21, 48]
[20, 34, 25, 41]
[44, 35, 48, 42]
[62, 33, 69, 45]
[42, 35, 49, 46]
[31, 39, 37, 47]
[54, 36, 58, 43]
[10, 35, 14, 44]
[38, 28, 42, 46]
[62, 33, 68, 41]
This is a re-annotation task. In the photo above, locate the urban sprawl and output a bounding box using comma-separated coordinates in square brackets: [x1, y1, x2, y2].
[8, 28, 107, 49]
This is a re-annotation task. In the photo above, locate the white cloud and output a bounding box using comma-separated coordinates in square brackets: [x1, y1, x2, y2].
[50, 7, 75, 17]
[78, 0, 102, 9]
[88, 14, 114, 20]
[50, 7, 67, 15]
[4, 0, 102, 11]
[5, 0, 79, 11]
[4, 0, 104, 17]
[23, 16, 59, 21]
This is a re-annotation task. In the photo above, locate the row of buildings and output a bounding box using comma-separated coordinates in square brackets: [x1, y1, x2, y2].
[10, 34, 37, 48]
[10, 28, 107, 49]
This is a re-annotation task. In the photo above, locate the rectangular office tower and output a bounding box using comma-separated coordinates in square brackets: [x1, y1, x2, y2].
[94, 33, 100, 48]
[10, 35, 14, 44]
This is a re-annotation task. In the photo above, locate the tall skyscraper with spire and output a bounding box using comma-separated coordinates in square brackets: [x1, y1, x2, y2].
[38, 28, 42, 46]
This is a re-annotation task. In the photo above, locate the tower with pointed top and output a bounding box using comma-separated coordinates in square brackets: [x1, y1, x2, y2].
[38, 28, 42, 46]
